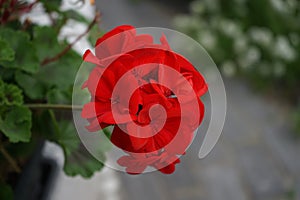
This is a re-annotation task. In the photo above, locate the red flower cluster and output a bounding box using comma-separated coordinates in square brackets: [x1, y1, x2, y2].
[82, 25, 207, 174]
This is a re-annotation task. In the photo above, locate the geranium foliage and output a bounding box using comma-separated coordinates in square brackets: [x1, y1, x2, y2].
[0, 0, 104, 198]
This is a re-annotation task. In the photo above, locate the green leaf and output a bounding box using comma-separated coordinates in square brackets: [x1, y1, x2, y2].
[63, 142, 104, 178]
[40, 0, 61, 12]
[56, 121, 105, 178]
[0, 38, 15, 61]
[0, 28, 39, 74]
[0, 106, 32, 143]
[88, 24, 105, 46]
[32, 110, 57, 141]
[33, 109, 106, 178]
[15, 71, 45, 100]
[0, 182, 13, 200]
[37, 50, 81, 90]
[62, 10, 89, 23]
[0, 68, 15, 82]
[32, 27, 81, 90]
[46, 88, 71, 104]
[32, 26, 64, 62]
[0, 79, 23, 106]
[5, 139, 37, 159]
[57, 121, 80, 156]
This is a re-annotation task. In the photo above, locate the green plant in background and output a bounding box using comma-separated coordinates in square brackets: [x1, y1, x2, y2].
[175, 0, 300, 133]
[0, 0, 106, 198]
[293, 105, 300, 137]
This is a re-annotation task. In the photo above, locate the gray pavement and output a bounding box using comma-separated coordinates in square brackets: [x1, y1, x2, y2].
[96, 0, 175, 29]
[51, 0, 300, 199]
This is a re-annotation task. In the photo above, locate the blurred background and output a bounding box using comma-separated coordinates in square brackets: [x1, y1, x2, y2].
[0, 0, 300, 200]
[51, 0, 300, 199]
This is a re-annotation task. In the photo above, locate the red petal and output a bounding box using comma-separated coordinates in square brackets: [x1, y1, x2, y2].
[95, 25, 135, 46]
[117, 156, 133, 166]
[95, 25, 136, 59]
[158, 163, 176, 174]
[81, 101, 111, 119]
[83, 49, 102, 65]
[160, 33, 171, 50]
[111, 125, 135, 151]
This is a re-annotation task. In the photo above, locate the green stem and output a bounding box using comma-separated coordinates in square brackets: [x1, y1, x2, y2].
[41, 11, 101, 66]
[0, 143, 21, 173]
[25, 104, 82, 111]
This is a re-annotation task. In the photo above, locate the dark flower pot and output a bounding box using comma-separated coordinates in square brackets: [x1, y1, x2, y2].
[14, 141, 59, 200]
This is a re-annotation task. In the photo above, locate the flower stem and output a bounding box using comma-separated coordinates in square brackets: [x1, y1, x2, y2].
[25, 104, 82, 111]
[0, 144, 21, 173]
[41, 11, 101, 66]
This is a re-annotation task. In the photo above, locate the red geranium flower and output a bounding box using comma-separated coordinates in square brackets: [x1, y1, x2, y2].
[81, 25, 207, 174]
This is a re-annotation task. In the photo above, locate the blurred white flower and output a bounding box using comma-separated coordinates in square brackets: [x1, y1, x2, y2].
[220, 19, 241, 37]
[270, 0, 289, 13]
[274, 36, 297, 61]
[174, 15, 201, 31]
[20, 0, 94, 55]
[234, 35, 248, 52]
[235, 0, 246, 4]
[189, 18, 202, 29]
[198, 30, 217, 50]
[286, 0, 298, 11]
[237, 46, 260, 70]
[246, 46, 261, 65]
[248, 27, 273, 47]
[60, 0, 95, 20]
[190, 1, 205, 14]
[203, 0, 219, 12]
[174, 15, 192, 30]
[20, 2, 52, 25]
[221, 61, 236, 77]
[59, 19, 93, 55]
